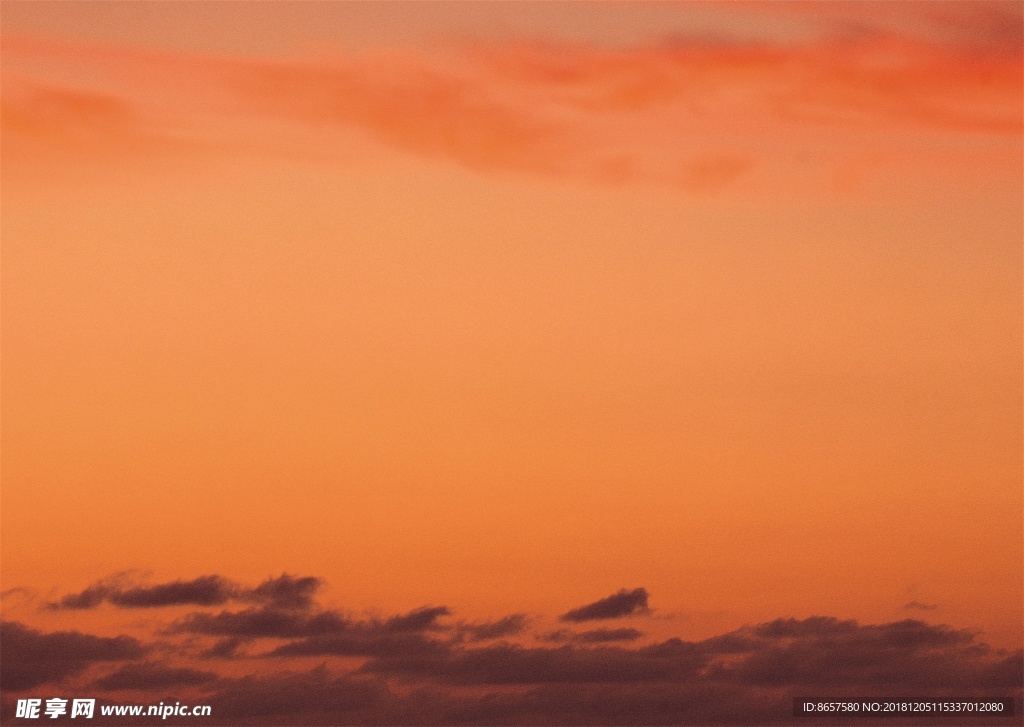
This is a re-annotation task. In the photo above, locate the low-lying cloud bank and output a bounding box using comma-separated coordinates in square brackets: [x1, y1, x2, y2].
[2, 574, 1020, 724]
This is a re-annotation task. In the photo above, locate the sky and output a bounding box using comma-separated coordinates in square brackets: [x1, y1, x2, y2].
[1, 2, 1022, 725]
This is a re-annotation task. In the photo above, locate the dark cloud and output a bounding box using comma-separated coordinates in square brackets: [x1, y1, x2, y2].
[176, 602, 458, 657]
[174, 606, 349, 639]
[177, 603, 456, 660]
[260, 608, 520, 660]
[205, 667, 390, 725]
[458, 614, 529, 641]
[361, 638, 706, 685]
[560, 588, 650, 622]
[269, 629, 447, 661]
[50, 575, 238, 610]
[195, 668, 780, 725]
[79, 651, 1020, 727]
[246, 574, 322, 610]
[9, 573, 1022, 726]
[694, 631, 760, 654]
[52, 583, 111, 610]
[201, 638, 245, 659]
[50, 573, 322, 612]
[353, 615, 1022, 697]
[904, 600, 939, 611]
[708, 617, 1017, 694]
[109, 575, 237, 608]
[984, 651, 1024, 689]
[93, 662, 219, 690]
[383, 606, 450, 632]
[421, 681, 784, 727]
[540, 628, 644, 644]
[0, 621, 146, 691]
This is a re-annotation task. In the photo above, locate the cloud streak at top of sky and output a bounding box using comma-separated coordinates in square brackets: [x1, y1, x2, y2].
[2, 2, 1020, 195]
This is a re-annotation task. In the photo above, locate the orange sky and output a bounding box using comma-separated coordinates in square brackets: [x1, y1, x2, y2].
[2, 0, 1022, 682]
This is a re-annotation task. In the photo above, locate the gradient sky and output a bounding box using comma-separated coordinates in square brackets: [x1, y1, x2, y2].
[1, 2, 1022, 724]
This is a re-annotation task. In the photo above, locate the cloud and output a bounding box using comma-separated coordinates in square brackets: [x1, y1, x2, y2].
[52, 584, 110, 610]
[4, 574, 1021, 724]
[92, 662, 219, 691]
[174, 606, 349, 639]
[904, 600, 939, 611]
[457, 614, 530, 641]
[268, 628, 447, 661]
[382, 606, 450, 632]
[4, 7, 1020, 194]
[174, 602, 454, 660]
[50, 575, 238, 610]
[246, 574, 323, 610]
[560, 588, 651, 622]
[0, 621, 146, 691]
[200, 638, 245, 660]
[411, 681, 780, 727]
[744, 0, 1023, 53]
[49, 573, 320, 611]
[183, 668, 782, 725]
[174, 599, 454, 650]
[192, 667, 776, 725]
[0, 587, 35, 602]
[464, 26, 1023, 136]
[201, 667, 392, 725]
[708, 617, 1018, 692]
[360, 638, 705, 685]
[108, 576, 238, 608]
[539, 628, 644, 644]
[351, 615, 1022, 696]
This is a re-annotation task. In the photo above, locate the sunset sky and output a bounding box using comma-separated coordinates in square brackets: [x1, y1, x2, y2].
[1, 2, 1022, 724]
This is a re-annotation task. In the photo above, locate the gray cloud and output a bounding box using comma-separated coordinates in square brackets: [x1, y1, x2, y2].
[92, 662, 219, 691]
[203, 667, 390, 725]
[246, 574, 323, 610]
[8, 574, 1021, 725]
[174, 606, 349, 639]
[457, 614, 530, 642]
[560, 588, 650, 622]
[360, 638, 705, 685]
[0, 621, 146, 691]
[382, 606, 450, 633]
[49, 573, 322, 612]
[50, 575, 237, 610]
[540, 628, 644, 644]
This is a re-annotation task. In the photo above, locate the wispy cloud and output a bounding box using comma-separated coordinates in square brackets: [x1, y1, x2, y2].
[3, 5, 1019, 194]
